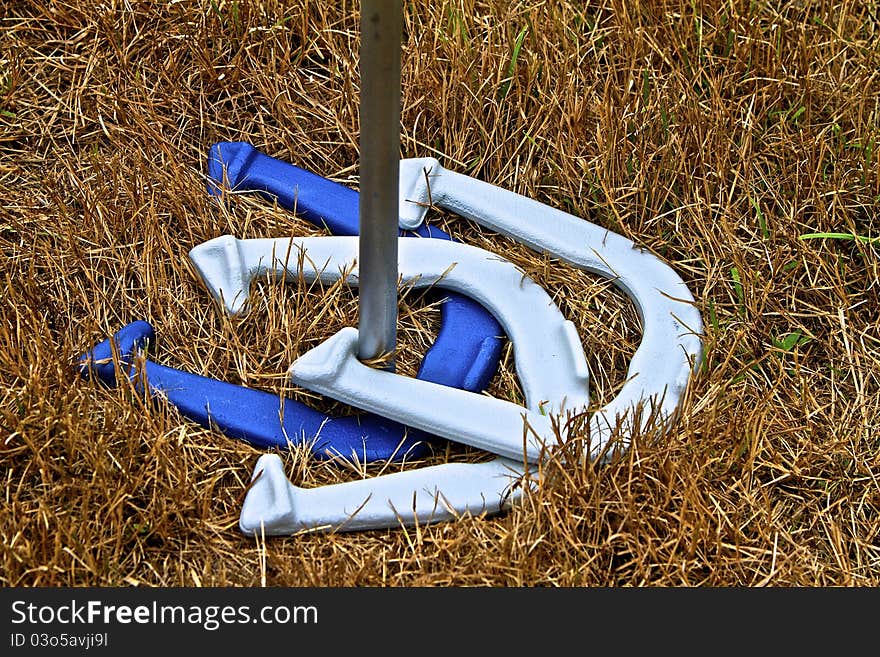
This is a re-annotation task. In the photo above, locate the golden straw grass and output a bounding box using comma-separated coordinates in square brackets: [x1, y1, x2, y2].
[1, 0, 878, 586]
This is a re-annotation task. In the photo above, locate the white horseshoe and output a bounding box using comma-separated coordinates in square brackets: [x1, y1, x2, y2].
[190, 235, 589, 535]
[199, 159, 703, 535]
[395, 157, 704, 436]
[189, 235, 590, 462]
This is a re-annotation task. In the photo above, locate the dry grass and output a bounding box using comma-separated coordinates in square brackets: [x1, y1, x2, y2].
[1, 0, 879, 587]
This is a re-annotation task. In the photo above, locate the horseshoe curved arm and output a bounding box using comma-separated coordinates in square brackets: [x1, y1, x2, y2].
[188, 234, 591, 462]
[236, 160, 703, 536]
[208, 141, 434, 238]
[289, 159, 703, 457]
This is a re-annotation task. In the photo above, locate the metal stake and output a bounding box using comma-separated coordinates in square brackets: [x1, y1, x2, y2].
[357, 0, 402, 368]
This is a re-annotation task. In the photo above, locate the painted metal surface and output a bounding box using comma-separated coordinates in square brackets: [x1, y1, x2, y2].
[240, 451, 524, 534]
[237, 159, 704, 535]
[189, 235, 591, 463]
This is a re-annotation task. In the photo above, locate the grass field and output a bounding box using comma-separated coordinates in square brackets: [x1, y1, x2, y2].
[2, 0, 879, 586]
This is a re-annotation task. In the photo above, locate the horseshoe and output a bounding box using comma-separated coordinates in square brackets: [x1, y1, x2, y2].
[188, 235, 591, 463]
[78, 319, 453, 461]
[236, 158, 703, 534]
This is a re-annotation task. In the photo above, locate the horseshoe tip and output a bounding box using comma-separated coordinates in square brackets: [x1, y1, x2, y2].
[239, 453, 298, 536]
[188, 235, 249, 315]
[206, 141, 257, 196]
[77, 320, 156, 384]
[289, 327, 360, 387]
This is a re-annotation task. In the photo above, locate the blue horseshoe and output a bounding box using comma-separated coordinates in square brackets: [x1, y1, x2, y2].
[78, 144, 504, 461]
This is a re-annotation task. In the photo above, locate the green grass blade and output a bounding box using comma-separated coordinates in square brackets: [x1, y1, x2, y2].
[799, 232, 880, 244]
[500, 26, 528, 99]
